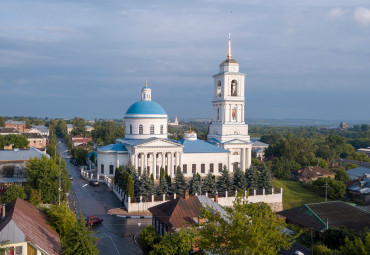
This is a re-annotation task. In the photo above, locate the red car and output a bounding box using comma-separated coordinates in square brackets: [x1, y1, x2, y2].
[85, 216, 103, 226]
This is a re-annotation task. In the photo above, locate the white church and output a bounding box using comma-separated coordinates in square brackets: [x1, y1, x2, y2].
[97, 36, 252, 181]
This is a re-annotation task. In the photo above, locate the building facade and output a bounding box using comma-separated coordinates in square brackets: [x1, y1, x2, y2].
[97, 36, 252, 180]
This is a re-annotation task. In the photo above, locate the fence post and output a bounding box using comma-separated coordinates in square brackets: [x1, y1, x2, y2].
[235, 190, 237, 197]
[128, 196, 131, 210]
[272, 188, 274, 194]
[152, 195, 154, 202]
[174, 193, 176, 199]
[163, 194, 165, 201]
[254, 189, 256, 196]
[244, 190, 247, 197]
[226, 190, 228, 198]
[263, 189, 265, 195]
[206, 192, 208, 197]
[195, 192, 198, 196]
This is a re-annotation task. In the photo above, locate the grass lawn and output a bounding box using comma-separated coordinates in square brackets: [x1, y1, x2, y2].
[272, 179, 327, 210]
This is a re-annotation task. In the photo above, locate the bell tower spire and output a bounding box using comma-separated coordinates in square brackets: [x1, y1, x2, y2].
[227, 33, 231, 60]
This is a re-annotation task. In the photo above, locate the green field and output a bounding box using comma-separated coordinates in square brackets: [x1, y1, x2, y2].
[273, 179, 327, 210]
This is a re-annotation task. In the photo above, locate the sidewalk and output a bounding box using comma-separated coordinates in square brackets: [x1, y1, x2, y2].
[107, 207, 153, 218]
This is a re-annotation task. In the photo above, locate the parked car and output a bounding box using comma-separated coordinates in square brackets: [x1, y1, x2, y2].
[68, 175, 73, 180]
[85, 216, 103, 226]
[89, 179, 99, 186]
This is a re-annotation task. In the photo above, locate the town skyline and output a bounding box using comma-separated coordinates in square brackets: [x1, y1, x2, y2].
[0, 1, 369, 121]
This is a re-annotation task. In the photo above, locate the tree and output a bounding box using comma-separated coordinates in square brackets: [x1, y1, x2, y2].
[121, 171, 128, 192]
[71, 117, 86, 135]
[56, 119, 68, 137]
[126, 175, 134, 197]
[257, 165, 272, 193]
[46, 134, 58, 157]
[188, 172, 201, 195]
[174, 166, 187, 195]
[45, 203, 76, 238]
[233, 168, 247, 191]
[140, 169, 154, 197]
[151, 228, 194, 255]
[196, 197, 296, 255]
[26, 156, 71, 203]
[1, 185, 26, 203]
[334, 167, 350, 182]
[29, 189, 43, 206]
[114, 166, 123, 185]
[139, 225, 160, 250]
[318, 158, 329, 169]
[0, 134, 29, 149]
[0, 117, 5, 127]
[271, 157, 293, 179]
[157, 174, 169, 195]
[313, 177, 346, 200]
[202, 172, 217, 194]
[312, 245, 334, 255]
[339, 233, 370, 255]
[124, 160, 141, 196]
[345, 163, 359, 170]
[245, 166, 259, 190]
[61, 212, 99, 255]
[217, 166, 233, 192]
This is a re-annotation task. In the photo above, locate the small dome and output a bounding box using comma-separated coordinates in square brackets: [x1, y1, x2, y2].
[220, 58, 238, 66]
[125, 101, 167, 115]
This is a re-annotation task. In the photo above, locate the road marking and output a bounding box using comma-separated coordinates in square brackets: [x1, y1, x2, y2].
[110, 235, 120, 255]
[82, 184, 88, 188]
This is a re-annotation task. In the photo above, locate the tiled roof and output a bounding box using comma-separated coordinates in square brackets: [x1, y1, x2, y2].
[21, 132, 45, 139]
[149, 195, 227, 229]
[32, 125, 49, 133]
[98, 143, 127, 152]
[0, 127, 20, 134]
[177, 139, 229, 153]
[0, 148, 49, 161]
[0, 198, 61, 255]
[5, 120, 25, 125]
[252, 141, 269, 147]
[347, 167, 370, 180]
[279, 201, 370, 232]
[294, 166, 335, 180]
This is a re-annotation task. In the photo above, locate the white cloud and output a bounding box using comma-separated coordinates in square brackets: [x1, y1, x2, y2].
[328, 8, 346, 19]
[354, 7, 370, 25]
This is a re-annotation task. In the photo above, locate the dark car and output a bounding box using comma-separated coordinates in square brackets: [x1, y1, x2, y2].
[68, 175, 73, 180]
[89, 179, 99, 186]
[85, 216, 103, 226]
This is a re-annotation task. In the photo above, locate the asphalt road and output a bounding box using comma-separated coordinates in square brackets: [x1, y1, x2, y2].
[57, 139, 151, 255]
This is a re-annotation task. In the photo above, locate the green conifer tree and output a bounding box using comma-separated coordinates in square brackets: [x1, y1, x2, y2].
[257, 165, 272, 193]
[157, 175, 169, 195]
[174, 166, 187, 195]
[217, 166, 233, 192]
[140, 169, 154, 197]
[159, 167, 165, 182]
[126, 175, 134, 197]
[122, 171, 128, 192]
[189, 172, 201, 195]
[165, 173, 173, 193]
[245, 165, 259, 190]
[233, 168, 247, 191]
[202, 172, 217, 194]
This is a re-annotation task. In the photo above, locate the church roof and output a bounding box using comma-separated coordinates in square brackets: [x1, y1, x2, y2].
[125, 100, 167, 116]
[98, 143, 127, 152]
[177, 139, 229, 153]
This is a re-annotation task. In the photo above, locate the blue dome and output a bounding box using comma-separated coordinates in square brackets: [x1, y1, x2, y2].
[126, 100, 167, 115]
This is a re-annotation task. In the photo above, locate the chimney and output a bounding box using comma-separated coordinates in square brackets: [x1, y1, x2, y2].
[185, 189, 189, 199]
[214, 192, 218, 203]
[1, 204, 5, 220]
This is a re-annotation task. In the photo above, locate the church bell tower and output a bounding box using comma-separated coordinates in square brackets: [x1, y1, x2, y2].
[208, 34, 250, 144]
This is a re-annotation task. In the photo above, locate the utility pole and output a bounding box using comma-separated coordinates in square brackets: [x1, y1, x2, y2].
[323, 181, 329, 202]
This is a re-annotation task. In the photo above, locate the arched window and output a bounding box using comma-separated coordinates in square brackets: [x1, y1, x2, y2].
[160, 125, 164, 134]
[129, 124, 133, 134]
[231, 80, 237, 96]
[232, 107, 237, 120]
[217, 81, 222, 97]
[150, 125, 154, 134]
[139, 125, 143, 134]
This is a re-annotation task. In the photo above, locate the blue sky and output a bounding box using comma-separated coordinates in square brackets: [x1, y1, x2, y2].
[0, 0, 369, 121]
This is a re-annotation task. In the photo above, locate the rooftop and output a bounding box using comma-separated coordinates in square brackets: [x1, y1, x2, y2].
[5, 120, 25, 125]
[177, 139, 229, 153]
[125, 100, 167, 116]
[0, 127, 20, 134]
[0, 148, 49, 161]
[98, 143, 127, 152]
[21, 132, 45, 139]
[347, 167, 370, 180]
[278, 201, 370, 232]
[0, 198, 61, 255]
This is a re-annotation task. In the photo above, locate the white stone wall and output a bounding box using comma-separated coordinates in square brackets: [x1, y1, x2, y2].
[97, 152, 129, 176]
[124, 116, 168, 139]
[181, 152, 229, 178]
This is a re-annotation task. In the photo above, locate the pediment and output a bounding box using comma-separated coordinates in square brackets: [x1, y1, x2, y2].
[136, 138, 182, 148]
[223, 139, 249, 144]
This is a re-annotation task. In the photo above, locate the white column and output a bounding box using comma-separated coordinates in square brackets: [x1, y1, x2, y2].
[130, 153, 134, 165]
[178, 152, 182, 169]
[162, 152, 165, 170]
[134, 154, 138, 169]
[242, 104, 245, 122]
[170, 153, 174, 178]
[143, 153, 147, 172]
[246, 147, 251, 170]
[153, 152, 157, 179]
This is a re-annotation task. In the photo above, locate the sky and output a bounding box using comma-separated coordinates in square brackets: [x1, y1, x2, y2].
[0, 0, 369, 121]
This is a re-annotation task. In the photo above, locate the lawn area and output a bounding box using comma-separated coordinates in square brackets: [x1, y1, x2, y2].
[272, 179, 327, 210]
